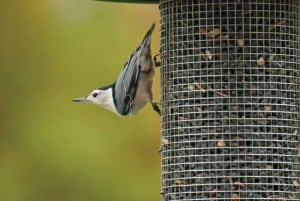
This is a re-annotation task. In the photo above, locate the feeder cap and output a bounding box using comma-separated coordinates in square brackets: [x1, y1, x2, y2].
[95, 0, 158, 3]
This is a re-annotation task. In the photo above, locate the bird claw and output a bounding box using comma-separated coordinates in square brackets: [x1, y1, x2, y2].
[151, 101, 161, 116]
[153, 54, 161, 67]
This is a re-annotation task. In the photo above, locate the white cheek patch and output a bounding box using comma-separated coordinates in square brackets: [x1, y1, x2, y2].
[91, 88, 119, 115]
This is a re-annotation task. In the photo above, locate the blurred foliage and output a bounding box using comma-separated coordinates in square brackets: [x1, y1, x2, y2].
[0, 1, 161, 201]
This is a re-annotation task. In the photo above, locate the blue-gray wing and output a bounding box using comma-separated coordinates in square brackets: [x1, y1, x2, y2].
[114, 54, 140, 115]
[113, 24, 155, 115]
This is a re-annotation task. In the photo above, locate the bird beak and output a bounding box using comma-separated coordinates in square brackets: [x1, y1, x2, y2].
[72, 97, 88, 102]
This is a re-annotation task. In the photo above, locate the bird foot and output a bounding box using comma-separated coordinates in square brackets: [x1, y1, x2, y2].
[151, 101, 161, 116]
[153, 54, 161, 67]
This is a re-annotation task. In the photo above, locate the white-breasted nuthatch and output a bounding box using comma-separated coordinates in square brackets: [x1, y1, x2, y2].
[72, 24, 160, 116]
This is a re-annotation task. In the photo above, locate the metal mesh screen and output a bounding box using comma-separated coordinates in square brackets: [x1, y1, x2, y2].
[159, 0, 300, 200]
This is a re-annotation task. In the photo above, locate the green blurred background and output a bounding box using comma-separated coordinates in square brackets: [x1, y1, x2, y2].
[0, 1, 161, 201]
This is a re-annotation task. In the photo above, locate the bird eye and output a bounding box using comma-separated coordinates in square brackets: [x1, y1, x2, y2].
[92, 93, 98, 98]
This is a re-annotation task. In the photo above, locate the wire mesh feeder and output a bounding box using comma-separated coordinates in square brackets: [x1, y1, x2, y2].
[159, 0, 300, 200]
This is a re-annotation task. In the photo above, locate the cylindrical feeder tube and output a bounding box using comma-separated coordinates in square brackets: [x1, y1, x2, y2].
[160, 1, 300, 200]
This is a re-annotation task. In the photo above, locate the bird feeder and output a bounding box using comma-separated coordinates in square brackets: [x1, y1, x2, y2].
[98, 0, 300, 200]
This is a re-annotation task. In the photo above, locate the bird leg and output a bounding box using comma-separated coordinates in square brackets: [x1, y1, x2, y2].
[153, 54, 161, 67]
[151, 101, 161, 116]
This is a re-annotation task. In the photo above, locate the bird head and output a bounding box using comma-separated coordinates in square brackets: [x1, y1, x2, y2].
[72, 86, 118, 115]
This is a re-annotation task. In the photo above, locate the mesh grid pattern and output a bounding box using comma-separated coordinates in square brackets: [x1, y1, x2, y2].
[159, 0, 300, 200]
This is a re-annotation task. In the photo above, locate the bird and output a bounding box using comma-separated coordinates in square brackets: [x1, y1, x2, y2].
[72, 24, 160, 116]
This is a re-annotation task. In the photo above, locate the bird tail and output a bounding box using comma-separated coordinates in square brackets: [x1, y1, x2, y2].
[140, 23, 155, 48]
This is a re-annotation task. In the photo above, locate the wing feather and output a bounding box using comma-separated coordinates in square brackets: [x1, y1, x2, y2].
[113, 24, 155, 115]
